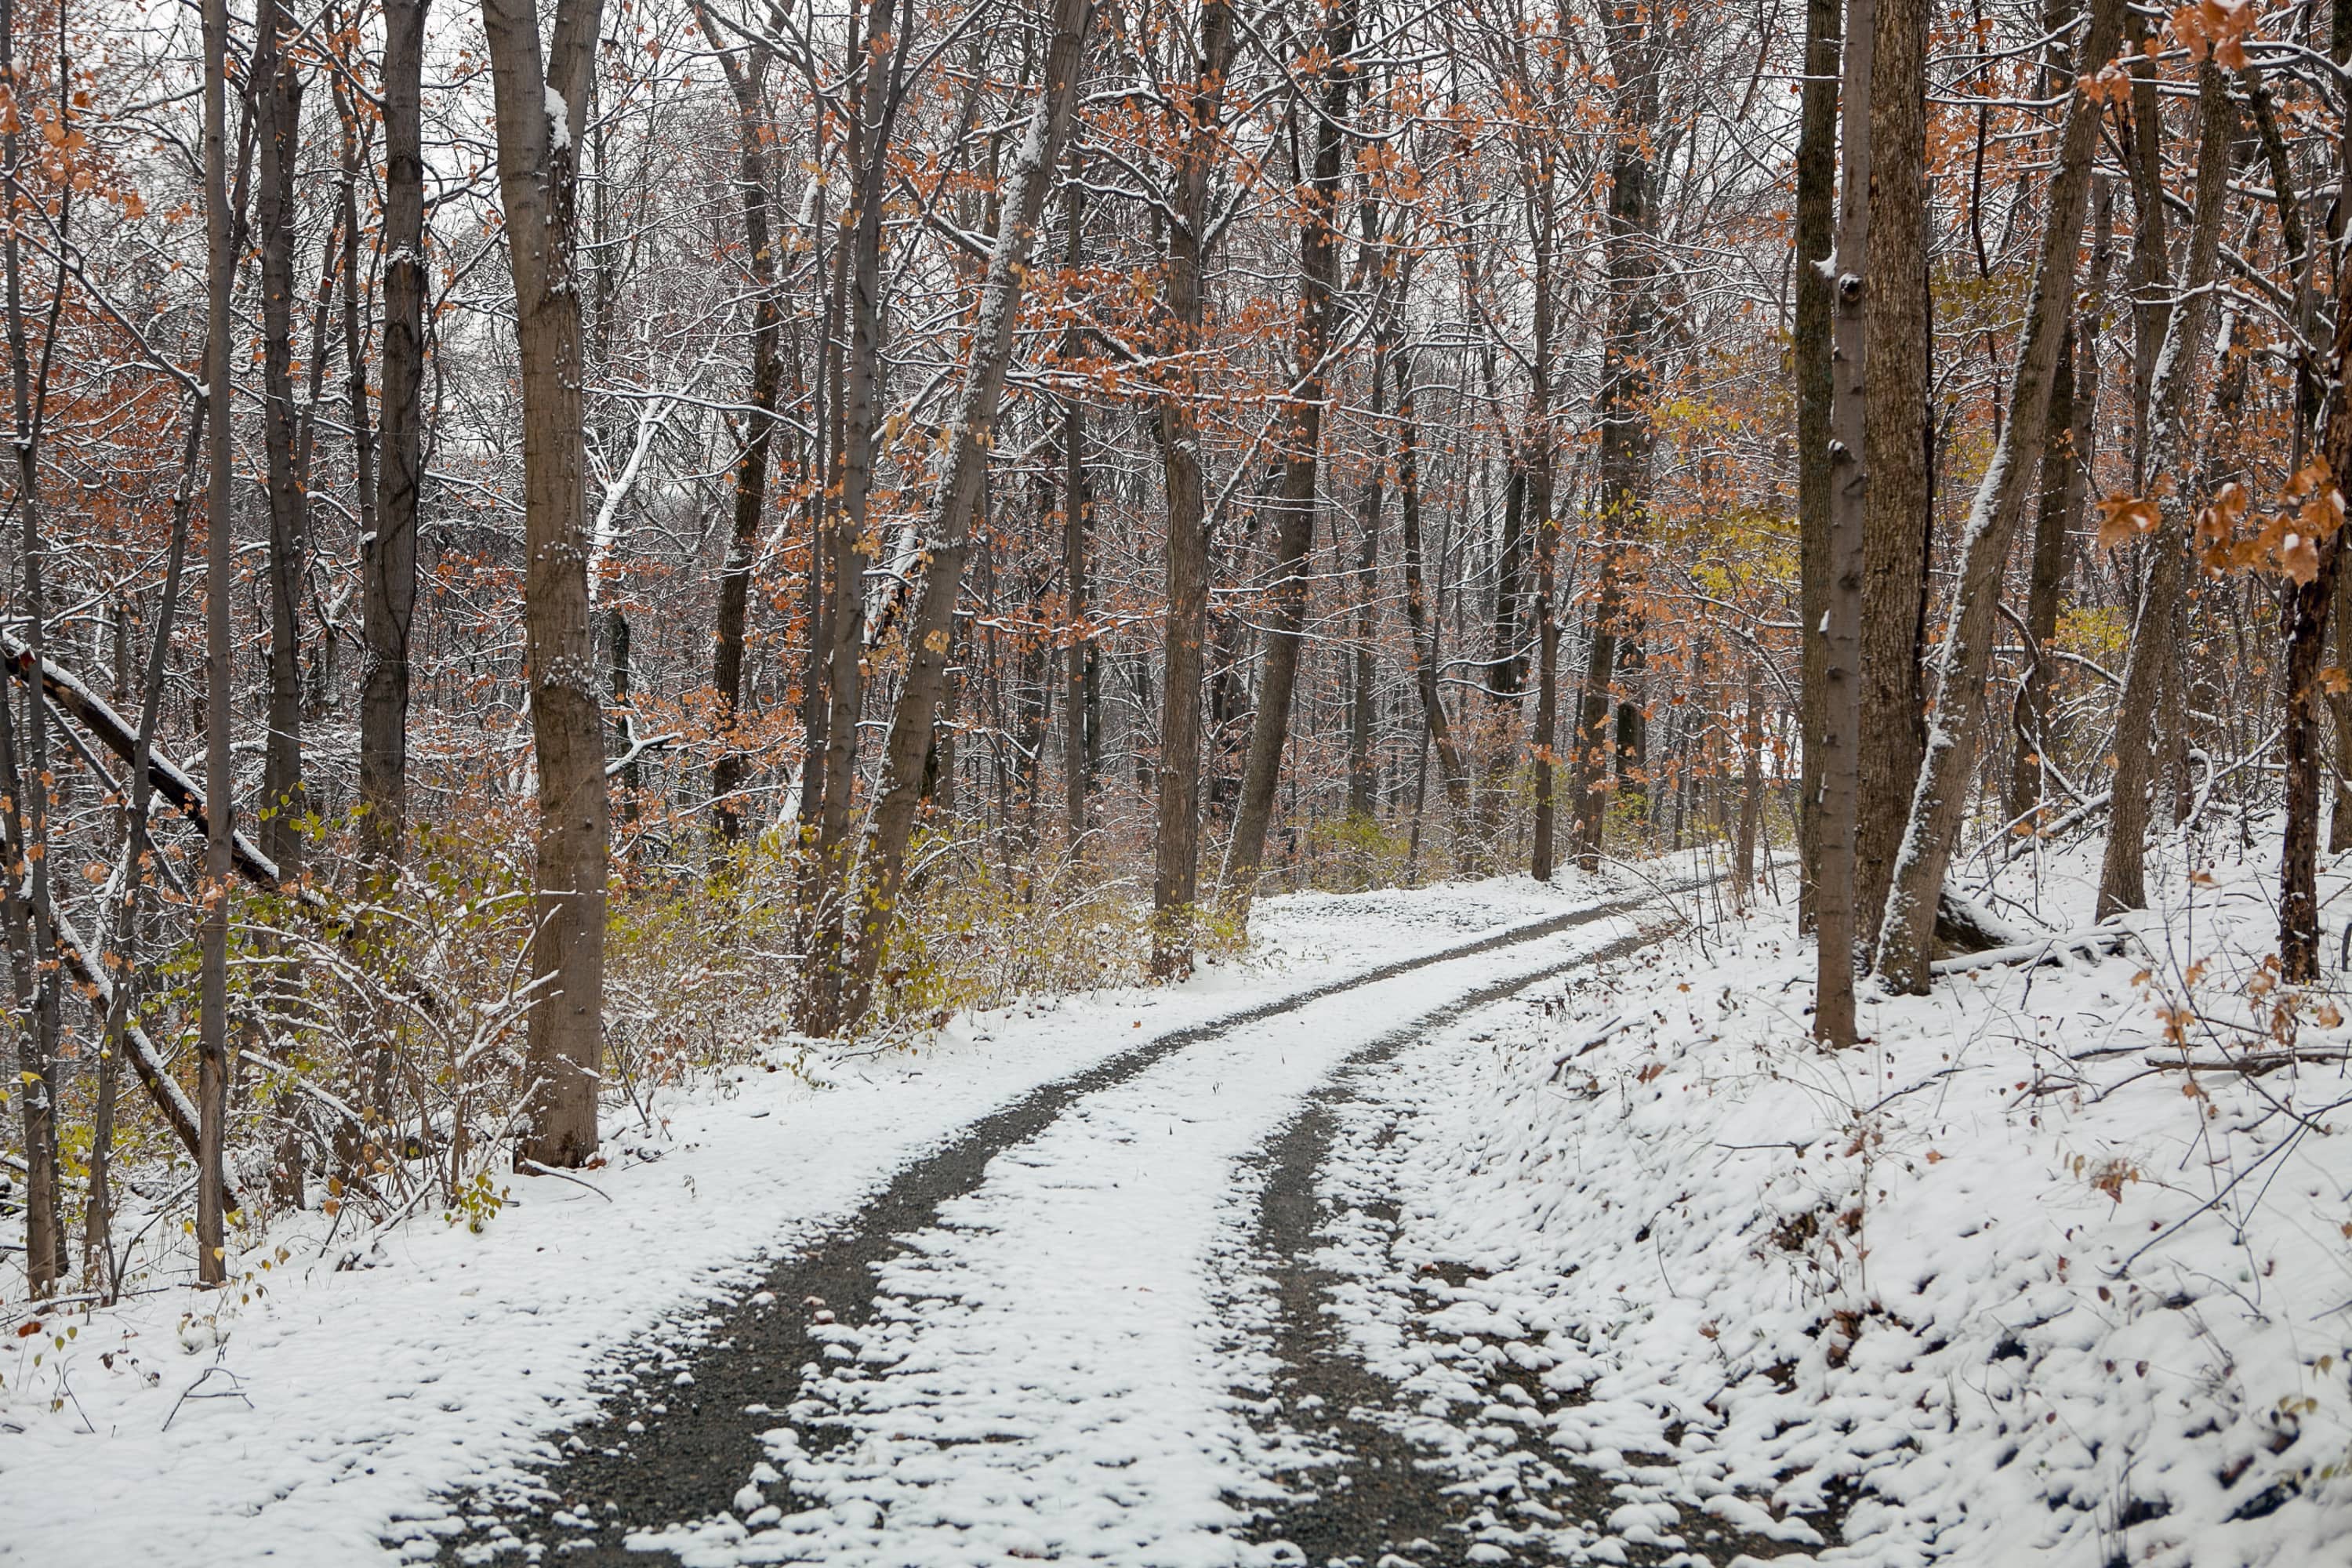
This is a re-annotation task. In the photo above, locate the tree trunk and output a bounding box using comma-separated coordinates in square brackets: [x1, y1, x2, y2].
[1816, 0, 1874, 1048]
[1873, 0, 2125, 993]
[1570, 8, 1660, 872]
[1149, 0, 1239, 978]
[839, 0, 1095, 1028]
[256, 0, 306, 881]
[702, 15, 783, 845]
[1397, 351, 1475, 836]
[1062, 164, 1092, 851]
[1224, 2, 1359, 913]
[800, 0, 913, 1029]
[2096, 65, 2235, 920]
[479, 0, 612, 1167]
[2280, 256, 2352, 980]
[1794, 0, 1841, 927]
[362, 0, 429, 884]
[1855, 0, 1929, 950]
[197, 0, 238, 1282]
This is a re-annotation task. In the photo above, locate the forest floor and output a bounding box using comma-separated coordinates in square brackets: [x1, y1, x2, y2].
[5, 837, 2350, 1567]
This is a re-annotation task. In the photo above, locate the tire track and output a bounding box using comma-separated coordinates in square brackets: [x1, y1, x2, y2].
[425, 885, 1686, 1565]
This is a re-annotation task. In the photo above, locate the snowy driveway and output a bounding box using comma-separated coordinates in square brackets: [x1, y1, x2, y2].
[426, 886, 1686, 1567]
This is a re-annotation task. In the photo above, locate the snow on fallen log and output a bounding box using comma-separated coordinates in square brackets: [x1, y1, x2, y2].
[1927, 925, 2132, 975]
[2, 633, 282, 891]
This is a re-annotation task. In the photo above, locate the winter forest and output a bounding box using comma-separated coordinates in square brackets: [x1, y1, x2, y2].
[5, 0, 2352, 1559]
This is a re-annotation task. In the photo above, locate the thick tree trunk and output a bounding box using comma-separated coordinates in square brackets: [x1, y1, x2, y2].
[1873, 0, 2125, 993]
[2096, 65, 2235, 920]
[1224, 2, 1358, 913]
[839, 0, 1094, 1028]
[1793, 0, 1841, 927]
[479, 0, 612, 1167]
[362, 0, 429, 883]
[1816, 0, 1874, 1048]
[1149, 0, 1238, 978]
[702, 18, 783, 845]
[1855, 0, 1929, 950]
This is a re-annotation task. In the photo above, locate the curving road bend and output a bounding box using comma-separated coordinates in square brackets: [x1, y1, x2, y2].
[430, 885, 1726, 1566]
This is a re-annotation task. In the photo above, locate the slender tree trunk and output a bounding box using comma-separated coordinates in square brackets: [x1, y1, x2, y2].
[702, 15, 783, 844]
[800, 0, 910, 1029]
[1855, 0, 1929, 949]
[256, 0, 306, 880]
[1062, 163, 1092, 851]
[839, 0, 1094, 1027]
[1150, 0, 1238, 978]
[1874, 0, 2125, 991]
[1735, 663, 1763, 906]
[1225, 1, 1359, 913]
[1397, 351, 1474, 833]
[2280, 256, 2352, 979]
[2096, 65, 2235, 920]
[1794, 0, 1841, 927]
[363, 0, 428, 882]
[0, 0, 63, 1294]
[195, 0, 237, 1281]
[1817, 0, 1874, 1048]
[1570, 9, 1660, 872]
[479, 0, 612, 1167]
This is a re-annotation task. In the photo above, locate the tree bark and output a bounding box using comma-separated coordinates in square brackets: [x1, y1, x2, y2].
[1873, 0, 2125, 993]
[256, 0, 306, 881]
[479, 0, 612, 1167]
[1569, 7, 1660, 872]
[1223, 0, 1358, 913]
[2096, 65, 2234, 921]
[1817, 0, 1874, 1048]
[198, 0, 237, 1282]
[1062, 162, 1093, 851]
[1149, 0, 1239, 978]
[1794, 0, 1841, 927]
[362, 0, 430, 883]
[839, 0, 1095, 1027]
[702, 13, 783, 845]
[1856, 0, 1929, 950]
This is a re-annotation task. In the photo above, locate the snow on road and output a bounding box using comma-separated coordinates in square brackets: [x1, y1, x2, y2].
[0, 871, 1640, 1568]
[625, 906, 1657, 1567]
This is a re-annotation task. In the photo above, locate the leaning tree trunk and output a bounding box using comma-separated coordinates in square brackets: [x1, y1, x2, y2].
[2096, 64, 2235, 921]
[361, 0, 430, 884]
[1149, 0, 1238, 978]
[479, 0, 612, 1168]
[838, 0, 1095, 1029]
[1223, 0, 1359, 913]
[1873, 0, 2125, 993]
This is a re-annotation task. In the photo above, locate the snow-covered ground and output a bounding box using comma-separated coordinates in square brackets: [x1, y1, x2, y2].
[1315, 837, 2352, 1566]
[0, 869, 1638, 1567]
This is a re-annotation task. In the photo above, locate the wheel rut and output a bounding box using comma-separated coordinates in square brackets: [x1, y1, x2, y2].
[423, 888, 1681, 1565]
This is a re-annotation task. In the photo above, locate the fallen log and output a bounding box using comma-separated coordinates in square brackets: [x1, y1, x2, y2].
[1929, 927, 2133, 976]
[3, 635, 281, 891]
